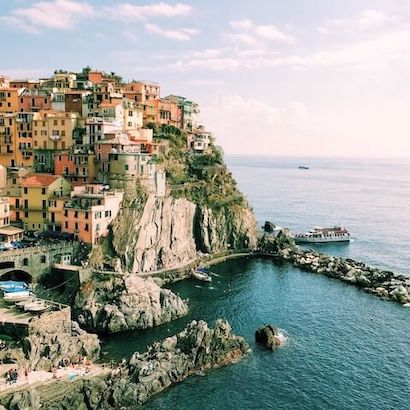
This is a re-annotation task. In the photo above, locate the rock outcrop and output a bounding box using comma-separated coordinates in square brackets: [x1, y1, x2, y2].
[22, 321, 100, 371]
[255, 325, 283, 350]
[107, 319, 249, 407]
[75, 274, 188, 333]
[0, 320, 248, 410]
[195, 205, 257, 253]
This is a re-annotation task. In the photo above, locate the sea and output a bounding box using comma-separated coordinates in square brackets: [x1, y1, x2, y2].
[103, 157, 410, 410]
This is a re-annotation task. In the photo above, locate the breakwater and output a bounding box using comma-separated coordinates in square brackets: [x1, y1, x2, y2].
[273, 244, 410, 305]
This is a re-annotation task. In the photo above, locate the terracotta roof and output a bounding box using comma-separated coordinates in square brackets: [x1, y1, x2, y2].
[21, 174, 61, 188]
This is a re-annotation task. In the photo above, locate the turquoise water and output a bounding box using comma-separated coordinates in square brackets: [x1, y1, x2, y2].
[103, 157, 410, 409]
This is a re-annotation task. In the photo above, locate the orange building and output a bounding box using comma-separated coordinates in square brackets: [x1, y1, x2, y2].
[0, 113, 17, 167]
[54, 151, 96, 183]
[32, 110, 78, 151]
[0, 88, 21, 113]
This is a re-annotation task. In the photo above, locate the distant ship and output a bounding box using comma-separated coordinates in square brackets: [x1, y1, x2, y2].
[294, 226, 350, 244]
[298, 165, 309, 169]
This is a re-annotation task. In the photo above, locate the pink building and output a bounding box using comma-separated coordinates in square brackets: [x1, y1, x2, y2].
[62, 184, 123, 244]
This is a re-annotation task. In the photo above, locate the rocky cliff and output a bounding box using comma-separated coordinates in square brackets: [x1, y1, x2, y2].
[92, 127, 258, 274]
[74, 274, 188, 333]
[0, 320, 248, 409]
[112, 195, 198, 273]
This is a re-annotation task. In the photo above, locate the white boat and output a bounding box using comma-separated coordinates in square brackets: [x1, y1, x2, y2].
[298, 165, 309, 170]
[24, 301, 48, 312]
[3, 291, 31, 302]
[294, 226, 350, 244]
[15, 299, 35, 310]
[192, 268, 212, 282]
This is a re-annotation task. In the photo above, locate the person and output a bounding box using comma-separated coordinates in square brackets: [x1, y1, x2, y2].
[24, 368, 28, 383]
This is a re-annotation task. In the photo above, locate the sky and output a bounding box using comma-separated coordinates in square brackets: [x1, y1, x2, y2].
[1, 0, 410, 158]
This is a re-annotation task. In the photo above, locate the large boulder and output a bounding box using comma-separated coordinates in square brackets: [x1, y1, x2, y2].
[75, 274, 188, 334]
[255, 325, 283, 350]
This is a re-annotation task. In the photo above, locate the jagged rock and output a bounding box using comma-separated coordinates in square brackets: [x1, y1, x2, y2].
[7, 389, 40, 410]
[255, 325, 283, 350]
[104, 319, 249, 408]
[390, 285, 409, 304]
[22, 322, 100, 370]
[22, 320, 248, 409]
[263, 221, 276, 233]
[75, 274, 188, 334]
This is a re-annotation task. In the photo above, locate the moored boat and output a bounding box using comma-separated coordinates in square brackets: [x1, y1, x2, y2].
[192, 268, 212, 282]
[298, 165, 309, 170]
[3, 291, 31, 302]
[294, 226, 350, 244]
[24, 300, 48, 312]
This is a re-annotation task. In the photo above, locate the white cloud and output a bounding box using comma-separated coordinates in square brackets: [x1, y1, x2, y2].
[3, 0, 94, 32]
[229, 19, 253, 30]
[254, 25, 295, 44]
[228, 19, 295, 46]
[105, 2, 192, 21]
[144, 23, 199, 41]
[318, 9, 399, 34]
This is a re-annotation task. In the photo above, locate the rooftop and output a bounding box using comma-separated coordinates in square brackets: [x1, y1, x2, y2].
[21, 174, 61, 188]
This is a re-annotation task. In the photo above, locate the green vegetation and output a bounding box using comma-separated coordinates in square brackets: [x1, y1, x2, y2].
[153, 127, 245, 210]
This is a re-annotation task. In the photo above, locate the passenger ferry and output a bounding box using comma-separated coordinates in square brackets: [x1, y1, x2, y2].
[294, 226, 350, 244]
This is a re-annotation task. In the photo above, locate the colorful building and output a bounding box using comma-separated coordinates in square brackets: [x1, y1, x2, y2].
[18, 174, 71, 231]
[62, 184, 123, 244]
[0, 113, 17, 167]
[54, 151, 96, 183]
[0, 88, 22, 113]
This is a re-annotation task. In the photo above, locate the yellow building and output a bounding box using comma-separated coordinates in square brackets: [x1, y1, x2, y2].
[33, 111, 78, 151]
[18, 174, 71, 231]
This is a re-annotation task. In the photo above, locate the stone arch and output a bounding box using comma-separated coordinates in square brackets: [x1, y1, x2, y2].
[0, 268, 32, 283]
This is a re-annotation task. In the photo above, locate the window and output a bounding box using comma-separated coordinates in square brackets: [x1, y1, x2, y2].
[64, 210, 68, 217]
[41, 188, 46, 195]
[42, 200, 46, 209]
[125, 164, 129, 171]
[65, 221, 68, 228]
[40, 255, 46, 263]
[23, 258, 28, 266]
[24, 199, 28, 208]
[24, 211, 28, 218]
[85, 223, 89, 232]
[75, 222, 78, 231]
[85, 212, 88, 219]
[74, 211, 78, 218]
[23, 188, 28, 194]
[61, 120, 65, 126]
[42, 212, 46, 219]
[53, 120, 57, 126]
[12, 178, 16, 185]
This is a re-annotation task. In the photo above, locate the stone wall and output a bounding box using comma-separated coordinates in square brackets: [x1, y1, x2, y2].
[0, 242, 79, 281]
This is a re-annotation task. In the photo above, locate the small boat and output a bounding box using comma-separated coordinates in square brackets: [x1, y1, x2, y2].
[3, 291, 31, 302]
[0, 281, 28, 290]
[24, 300, 48, 312]
[294, 226, 350, 244]
[15, 299, 35, 310]
[192, 268, 212, 282]
[298, 165, 309, 170]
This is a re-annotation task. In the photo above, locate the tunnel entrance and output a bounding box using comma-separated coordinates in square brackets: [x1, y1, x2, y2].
[0, 269, 32, 283]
